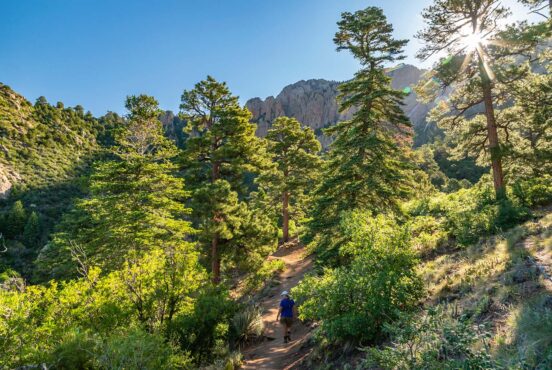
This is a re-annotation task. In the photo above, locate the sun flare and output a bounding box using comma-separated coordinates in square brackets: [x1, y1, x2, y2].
[461, 32, 487, 52]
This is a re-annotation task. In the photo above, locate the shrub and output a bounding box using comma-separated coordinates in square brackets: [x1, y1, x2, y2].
[50, 329, 98, 370]
[361, 306, 496, 369]
[170, 287, 235, 365]
[243, 258, 285, 293]
[99, 327, 192, 369]
[406, 178, 530, 246]
[231, 305, 264, 345]
[408, 215, 448, 254]
[293, 211, 424, 344]
[512, 175, 552, 207]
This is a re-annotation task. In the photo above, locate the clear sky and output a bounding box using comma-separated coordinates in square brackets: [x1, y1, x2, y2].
[0, 0, 535, 115]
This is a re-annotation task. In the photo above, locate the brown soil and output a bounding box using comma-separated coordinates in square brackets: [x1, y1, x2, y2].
[241, 243, 313, 370]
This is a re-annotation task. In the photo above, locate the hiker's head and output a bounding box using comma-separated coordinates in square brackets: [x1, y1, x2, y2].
[280, 290, 289, 298]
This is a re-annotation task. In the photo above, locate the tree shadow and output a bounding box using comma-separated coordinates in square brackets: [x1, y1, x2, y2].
[0, 152, 108, 281]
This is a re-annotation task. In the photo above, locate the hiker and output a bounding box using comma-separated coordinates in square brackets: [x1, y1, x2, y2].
[276, 290, 295, 343]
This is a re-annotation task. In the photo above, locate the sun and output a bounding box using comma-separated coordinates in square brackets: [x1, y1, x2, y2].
[461, 32, 487, 52]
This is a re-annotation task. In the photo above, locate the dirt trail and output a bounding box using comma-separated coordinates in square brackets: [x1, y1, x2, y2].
[241, 243, 313, 370]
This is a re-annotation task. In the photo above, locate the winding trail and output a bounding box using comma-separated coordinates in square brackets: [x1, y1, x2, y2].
[241, 243, 313, 370]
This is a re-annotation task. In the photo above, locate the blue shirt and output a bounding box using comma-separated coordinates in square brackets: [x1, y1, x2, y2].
[280, 298, 295, 318]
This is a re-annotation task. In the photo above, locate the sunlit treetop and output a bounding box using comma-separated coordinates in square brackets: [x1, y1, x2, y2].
[416, 0, 543, 88]
[334, 6, 408, 67]
[416, 0, 509, 61]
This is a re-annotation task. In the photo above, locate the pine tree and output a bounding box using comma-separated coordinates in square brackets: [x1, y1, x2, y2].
[179, 76, 275, 284]
[416, 0, 540, 198]
[4, 200, 26, 239]
[307, 7, 414, 264]
[265, 117, 321, 243]
[23, 211, 40, 248]
[519, 0, 551, 18]
[506, 64, 552, 177]
[36, 95, 197, 279]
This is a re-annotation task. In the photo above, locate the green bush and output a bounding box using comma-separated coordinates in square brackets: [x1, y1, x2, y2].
[99, 327, 192, 369]
[406, 179, 530, 246]
[362, 306, 496, 369]
[50, 329, 98, 370]
[512, 175, 552, 207]
[293, 211, 424, 344]
[408, 215, 448, 254]
[243, 258, 285, 293]
[170, 287, 235, 365]
[231, 305, 264, 345]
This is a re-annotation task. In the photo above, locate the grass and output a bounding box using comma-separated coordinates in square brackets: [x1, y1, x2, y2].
[232, 258, 285, 299]
[416, 211, 552, 368]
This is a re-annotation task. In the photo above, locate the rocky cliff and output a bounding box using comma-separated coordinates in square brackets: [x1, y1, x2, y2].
[245, 64, 439, 148]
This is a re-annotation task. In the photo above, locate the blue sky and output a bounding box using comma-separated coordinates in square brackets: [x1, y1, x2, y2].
[0, 0, 535, 115]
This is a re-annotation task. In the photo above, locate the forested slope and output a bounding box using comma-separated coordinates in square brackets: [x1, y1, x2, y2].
[0, 84, 104, 277]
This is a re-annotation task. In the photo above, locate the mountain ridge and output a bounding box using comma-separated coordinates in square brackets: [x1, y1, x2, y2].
[245, 64, 440, 148]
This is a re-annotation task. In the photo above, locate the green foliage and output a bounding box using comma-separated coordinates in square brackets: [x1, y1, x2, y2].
[294, 211, 423, 344]
[0, 84, 103, 276]
[3, 200, 26, 238]
[169, 287, 235, 365]
[0, 85, 100, 192]
[50, 329, 99, 369]
[264, 116, 321, 241]
[231, 305, 264, 345]
[0, 246, 203, 368]
[49, 327, 192, 370]
[179, 76, 277, 282]
[35, 95, 192, 280]
[37, 158, 194, 279]
[116, 94, 176, 159]
[506, 69, 552, 179]
[243, 258, 285, 294]
[99, 327, 192, 369]
[22, 211, 40, 248]
[408, 215, 449, 255]
[307, 7, 414, 264]
[512, 175, 552, 207]
[407, 179, 530, 246]
[362, 306, 497, 369]
[431, 140, 488, 184]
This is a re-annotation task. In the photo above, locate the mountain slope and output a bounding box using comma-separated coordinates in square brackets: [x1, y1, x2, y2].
[0, 83, 103, 277]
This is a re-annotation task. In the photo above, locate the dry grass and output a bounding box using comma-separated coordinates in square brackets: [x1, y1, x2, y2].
[416, 211, 552, 367]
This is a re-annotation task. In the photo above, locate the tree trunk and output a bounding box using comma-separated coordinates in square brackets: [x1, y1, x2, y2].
[211, 158, 221, 284]
[282, 191, 289, 243]
[479, 61, 505, 199]
[211, 236, 221, 284]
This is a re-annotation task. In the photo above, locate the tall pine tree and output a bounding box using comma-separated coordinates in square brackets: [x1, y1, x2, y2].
[416, 0, 540, 198]
[179, 76, 276, 284]
[265, 117, 321, 243]
[4, 200, 26, 239]
[307, 7, 414, 264]
[23, 211, 40, 248]
[36, 95, 197, 279]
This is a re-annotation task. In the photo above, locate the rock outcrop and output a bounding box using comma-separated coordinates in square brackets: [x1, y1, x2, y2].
[246, 64, 438, 148]
[0, 164, 13, 199]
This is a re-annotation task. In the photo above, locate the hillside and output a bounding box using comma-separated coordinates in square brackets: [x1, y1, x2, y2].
[0, 83, 103, 277]
[353, 208, 552, 369]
